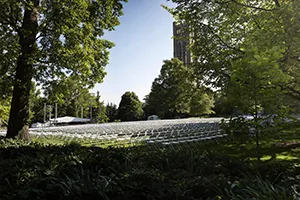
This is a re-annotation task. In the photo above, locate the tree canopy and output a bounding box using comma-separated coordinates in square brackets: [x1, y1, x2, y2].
[106, 103, 118, 122]
[29, 80, 109, 124]
[166, 0, 300, 116]
[144, 58, 214, 119]
[118, 91, 144, 122]
[0, 0, 126, 138]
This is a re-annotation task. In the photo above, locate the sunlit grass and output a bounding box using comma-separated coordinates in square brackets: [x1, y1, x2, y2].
[276, 154, 299, 160]
[30, 135, 144, 148]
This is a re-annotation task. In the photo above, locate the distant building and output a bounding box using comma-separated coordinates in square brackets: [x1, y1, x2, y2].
[173, 22, 191, 65]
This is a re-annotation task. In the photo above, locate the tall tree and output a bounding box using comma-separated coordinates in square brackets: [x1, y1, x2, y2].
[213, 91, 235, 116]
[145, 58, 192, 119]
[118, 92, 143, 122]
[106, 103, 118, 122]
[166, 0, 299, 114]
[145, 58, 214, 119]
[1, 0, 126, 138]
[189, 90, 215, 117]
[92, 91, 108, 123]
[167, 0, 299, 163]
[44, 78, 96, 118]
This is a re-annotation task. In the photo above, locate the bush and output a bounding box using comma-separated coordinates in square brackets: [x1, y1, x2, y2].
[0, 137, 299, 200]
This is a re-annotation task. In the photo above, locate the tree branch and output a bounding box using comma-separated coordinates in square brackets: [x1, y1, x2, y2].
[285, 86, 300, 101]
[203, 23, 244, 54]
[251, 14, 262, 29]
[216, 0, 275, 12]
[273, 0, 280, 7]
[231, 0, 274, 11]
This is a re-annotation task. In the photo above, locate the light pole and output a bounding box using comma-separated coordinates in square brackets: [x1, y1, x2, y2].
[55, 103, 57, 125]
[90, 93, 95, 122]
[48, 105, 52, 121]
[90, 105, 92, 120]
[43, 103, 46, 123]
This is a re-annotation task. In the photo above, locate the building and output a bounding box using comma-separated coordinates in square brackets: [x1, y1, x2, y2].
[173, 22, 191, 65]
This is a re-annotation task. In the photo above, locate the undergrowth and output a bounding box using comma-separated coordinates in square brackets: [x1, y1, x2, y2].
[0, 127, 299, 200]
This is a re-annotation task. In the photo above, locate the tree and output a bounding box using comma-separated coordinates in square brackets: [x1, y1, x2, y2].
[166, 0, 299, 105]
[166, 0, 299, 163]
[213, 91, 235, 116]
[32, 79, 109, 124]
[92, 91, 108, 123]
[189, 90, 215, 117]
[145, 58, 192, 119]
[29, 82, 44, 123]
[41, 78, 93, 117]
[1, 0, 126, 138]
[118, 92, 143, 121]
[145, 58, 214, 119]
[0, 99, 10, 127]
[106, 103, 118, 122]
[228, 43, 290, 163]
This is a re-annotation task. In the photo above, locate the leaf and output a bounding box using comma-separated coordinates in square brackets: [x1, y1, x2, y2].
[245, 143, 255, 151]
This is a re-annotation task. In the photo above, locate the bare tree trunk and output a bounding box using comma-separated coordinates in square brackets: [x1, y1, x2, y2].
[6, 0, 39, 139]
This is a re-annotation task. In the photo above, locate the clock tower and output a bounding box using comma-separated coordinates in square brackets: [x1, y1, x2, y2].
[173, 22, 191, 65]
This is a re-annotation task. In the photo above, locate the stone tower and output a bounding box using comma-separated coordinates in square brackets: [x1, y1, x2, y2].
[173, 22, 191, 65]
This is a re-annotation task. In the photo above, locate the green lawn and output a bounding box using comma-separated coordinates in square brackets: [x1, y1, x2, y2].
[220, 124, 300, 163]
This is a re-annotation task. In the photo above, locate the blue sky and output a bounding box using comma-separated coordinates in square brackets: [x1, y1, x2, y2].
[91, 0, 175, 105]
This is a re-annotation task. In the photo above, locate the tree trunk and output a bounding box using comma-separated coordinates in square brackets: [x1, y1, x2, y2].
[6, 0, 39, 139]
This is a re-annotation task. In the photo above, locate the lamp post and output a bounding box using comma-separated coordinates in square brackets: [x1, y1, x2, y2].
[90, 93, 95, 122]
[55, 103, 57, 125]
[43, 103, 46, 123]
[48, 105, 52, 121]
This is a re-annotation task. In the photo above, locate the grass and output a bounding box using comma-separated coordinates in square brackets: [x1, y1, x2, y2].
[214, 123, 300, 163]
[30, 135, 140, 148]
[0, 123, 299, 199]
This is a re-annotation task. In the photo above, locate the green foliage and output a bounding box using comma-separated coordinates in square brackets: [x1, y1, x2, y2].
[0, 0, 18, 100]
[167, 0, 300, 164]
[189, 90, 215, 116]
[1, 0, 126, 136]
[0, 98, 10, 127]
[210, 175, 295, 200]
[93, 91, 109, 123]
[221, 117, 253, 137]
[43, 78, 97, 118]
[145, 58, 214, 119]
[28, 82, 43, 123]
[229, 46, 290, 116]
[106, 103, 118, 122]
[166, 0, 299, 114]
[118, 91, 143, 121]
[30, 78, 109, 123]
[145, 58, 192, 118]
[18, 0, 126, 88]
[0, 130, 299, 200]
[213, 91, 235, 116]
